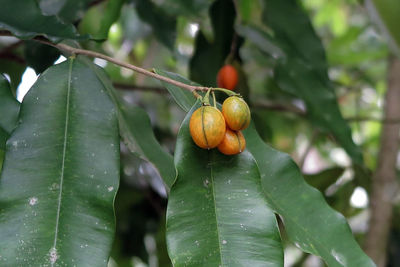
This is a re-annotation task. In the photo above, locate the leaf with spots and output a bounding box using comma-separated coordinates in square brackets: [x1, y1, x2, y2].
[243, 123, 375, 267]
[0, 58, 119, 266]
[166, 102, 283, 266]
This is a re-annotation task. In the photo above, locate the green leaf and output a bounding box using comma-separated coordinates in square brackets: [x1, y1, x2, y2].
[0, 74, 20, 134]
[327, 26, 388, 65]
[39, 0, 93, 23]
[304, 167, 345, 192]
[159, 0, 213, 18]
[24, 41, 60, 74]
[154, 69, 197, 112]
[190, 0, 238, 86]
[0, 58, 25, 94]
[117, 104, 176, 190]
[243, 124, 375, 267]
[167, 103, 283, 266]
[0, 128, 7, 151]
[0, 58, 119, 265]
[368, 0, 400, 55]
[82, 61, 176, 190]
[134, 0, 177, 50]
[0, 149, 4, 172]
[0, 0, 85, 42]
[242, 0, 363, 163]
[235, 25, 285, 61]
[78, 0, 125, 40]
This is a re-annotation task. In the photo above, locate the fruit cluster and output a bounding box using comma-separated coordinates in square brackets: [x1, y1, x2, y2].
[189, 96, 250, 155]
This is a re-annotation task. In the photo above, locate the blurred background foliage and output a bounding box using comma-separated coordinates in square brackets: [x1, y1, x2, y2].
[0, 0, 397, 266]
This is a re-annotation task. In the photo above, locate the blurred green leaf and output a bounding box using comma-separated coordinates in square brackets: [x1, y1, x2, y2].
[39, 0, 93, 23]
[190, 0, 238, 86]
[236, 25, 285, 60]
[0, 0, 85, 42]
[79, 0, 125, 40]
[327, 26, 388, 65]
[0, 149, 4, 171]
[167, 103, 283, 266]
[134, 0, 177, 50]
[0, 128, 7, 151]
[368, 0, 400, 55]
[244, 123, 375, 266]
[304, 167, 345, 192]
[160, 0, 214, 18]
[83, 61, 176, 191]
[24, 41, 60, 74]
[0, 58, 119, 266]
[327, 182, 357, 217]
[0, 74, 19, 134]
[241, 0, 363, 163]
[97, 0, 125, 40]
[117, 104, 176, 190]
[0, 58, 25, 94]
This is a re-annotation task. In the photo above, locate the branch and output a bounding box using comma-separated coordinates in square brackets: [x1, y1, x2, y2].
[346, 116, 400, 124]
[364, 56, 400, 267]
[0, 31, 208, 98]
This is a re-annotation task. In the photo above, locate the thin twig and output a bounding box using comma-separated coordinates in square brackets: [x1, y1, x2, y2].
[346, 116, 400, 124]
[0, 31, 207, 98]
[36, 39, 207, 98]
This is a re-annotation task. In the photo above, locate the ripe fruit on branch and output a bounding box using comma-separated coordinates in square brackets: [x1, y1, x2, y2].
[217, 128, 246, 155]
[217, 64, 238, 90]
[222, 96, 251, 131]
[189, 106, 226, 149]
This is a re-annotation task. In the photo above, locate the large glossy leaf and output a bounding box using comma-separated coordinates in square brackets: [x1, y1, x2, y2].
[82, 60, 176, 190]
[0, 58, 119, 266]
[0, 0, 84, 42]
[134, 0, 176, 50]
[243, 124, 375, 267]
[0, 74, 20, 134]
[240, 0, 363, 163]
[167, 103, 283, 266]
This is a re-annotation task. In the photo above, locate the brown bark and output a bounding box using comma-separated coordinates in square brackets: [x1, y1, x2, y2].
[364, 56, 400, 267]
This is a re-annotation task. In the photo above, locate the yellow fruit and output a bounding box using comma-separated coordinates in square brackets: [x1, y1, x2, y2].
[222, 96, 251, 131]
[217, 128, 246, 155]
[189, 106, 226, 149]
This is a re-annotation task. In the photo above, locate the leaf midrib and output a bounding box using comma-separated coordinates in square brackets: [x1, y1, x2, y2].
[210, 152, 224, 266]
[51, 58, 73, 264]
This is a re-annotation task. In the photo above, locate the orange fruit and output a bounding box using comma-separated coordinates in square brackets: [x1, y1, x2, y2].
[189, 106, 226, 149]
[218, 128, 246, 155]
[222, 96, 251, 131]
[217, 65, 238, 90]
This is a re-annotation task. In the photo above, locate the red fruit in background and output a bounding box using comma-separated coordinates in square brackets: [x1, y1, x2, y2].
[217, 64, 238, 90]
